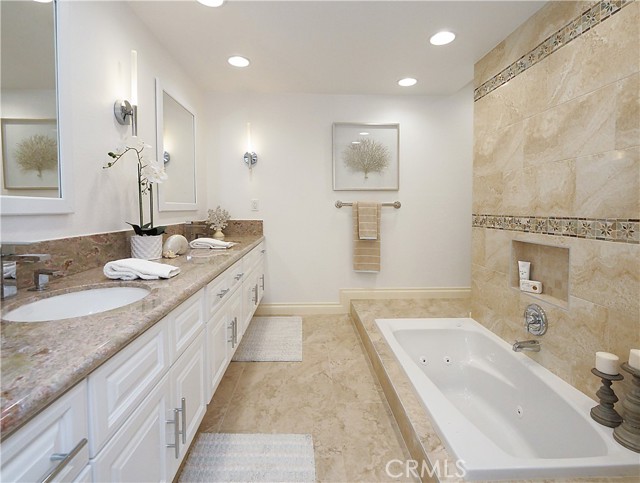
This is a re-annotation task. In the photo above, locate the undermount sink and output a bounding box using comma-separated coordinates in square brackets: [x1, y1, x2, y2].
[2, 286, 151, 323]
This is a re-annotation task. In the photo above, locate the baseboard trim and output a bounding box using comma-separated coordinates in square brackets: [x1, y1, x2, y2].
[255, 287, 471, 316]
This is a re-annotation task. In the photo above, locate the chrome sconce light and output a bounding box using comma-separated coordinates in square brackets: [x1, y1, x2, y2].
[244, 122, 258, 169]
[114, 50, 138, 136]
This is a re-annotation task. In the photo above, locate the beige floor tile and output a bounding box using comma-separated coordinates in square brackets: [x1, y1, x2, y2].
[188, 314, 414, 482]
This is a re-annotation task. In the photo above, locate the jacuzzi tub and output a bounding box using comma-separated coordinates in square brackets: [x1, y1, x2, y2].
[375, 318, 639, 481]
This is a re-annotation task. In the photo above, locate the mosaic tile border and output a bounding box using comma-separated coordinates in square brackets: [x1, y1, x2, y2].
[474, 0, 634, 102]
[472, 214, 640, 244]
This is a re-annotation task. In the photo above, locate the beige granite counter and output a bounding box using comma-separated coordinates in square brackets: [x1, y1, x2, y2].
[0, 235, 263, 440]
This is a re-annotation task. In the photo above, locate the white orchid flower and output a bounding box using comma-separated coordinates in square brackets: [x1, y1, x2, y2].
[142, 158, 168, 184]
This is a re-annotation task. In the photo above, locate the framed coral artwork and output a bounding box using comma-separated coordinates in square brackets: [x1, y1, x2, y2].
[1, 118, 59, 189]
[332, 122, 399, 191]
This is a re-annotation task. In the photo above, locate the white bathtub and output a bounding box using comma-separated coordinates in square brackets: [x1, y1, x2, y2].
[375, 318, 640, 481]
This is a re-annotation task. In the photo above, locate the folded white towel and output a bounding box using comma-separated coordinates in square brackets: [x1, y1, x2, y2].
[104, 258, 180, 281]
[189, 238, 237, 249]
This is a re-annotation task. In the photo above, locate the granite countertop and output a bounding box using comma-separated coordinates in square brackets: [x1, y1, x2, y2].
[0, 235, 264, 440]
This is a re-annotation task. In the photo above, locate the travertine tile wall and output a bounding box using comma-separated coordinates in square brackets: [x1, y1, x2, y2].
[472, 0, 639, 402]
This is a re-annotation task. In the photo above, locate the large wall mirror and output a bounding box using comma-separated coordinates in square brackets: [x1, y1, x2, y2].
[155, 79, 197, 212]
[0, 0, 71, 215]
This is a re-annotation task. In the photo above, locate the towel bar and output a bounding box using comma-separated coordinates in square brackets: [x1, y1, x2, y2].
[335, 200, 401, 209]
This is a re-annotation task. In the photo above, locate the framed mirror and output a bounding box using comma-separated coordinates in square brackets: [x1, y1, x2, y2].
[0, 0, 72, 215]
[155, 79, 197, 212]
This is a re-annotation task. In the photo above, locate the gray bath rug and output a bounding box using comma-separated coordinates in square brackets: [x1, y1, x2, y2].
[232, 316, 302, 362]
[178, 433, 316, 482]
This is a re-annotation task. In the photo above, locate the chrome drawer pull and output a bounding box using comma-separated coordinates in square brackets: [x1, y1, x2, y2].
[42, 438, 88, 483]
[166, 408, 181, 458]
[233, 317, 238, 345]
[216, 288, 230, 299]
[234, 272, 244, 281]
[260, 274, 265, 291]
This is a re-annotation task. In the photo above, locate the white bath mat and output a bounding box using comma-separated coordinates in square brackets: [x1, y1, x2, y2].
[178, 433, 316, 482]
[232, 316, 302, 362]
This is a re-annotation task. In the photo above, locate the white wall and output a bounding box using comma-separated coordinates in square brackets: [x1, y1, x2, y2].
[0, 1, 207, 241]
[207, 87, 473, 305]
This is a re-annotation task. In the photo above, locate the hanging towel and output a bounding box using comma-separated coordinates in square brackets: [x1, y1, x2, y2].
[104, 258, 180, 280]
[353, 202, 381, 272]
[189, 238, 237, 249]
[357, 202, 379, 240]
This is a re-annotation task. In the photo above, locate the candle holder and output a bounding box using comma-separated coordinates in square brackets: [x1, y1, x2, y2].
[590, 368, 623, 427]
[613, 362, 640, 453]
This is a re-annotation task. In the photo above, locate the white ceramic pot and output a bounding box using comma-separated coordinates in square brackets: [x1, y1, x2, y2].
[130, 234, 163, 260]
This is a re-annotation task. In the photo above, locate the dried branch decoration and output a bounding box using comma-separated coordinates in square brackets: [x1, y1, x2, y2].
[15, 134, 58, 177]
[342, 138, 390, 180]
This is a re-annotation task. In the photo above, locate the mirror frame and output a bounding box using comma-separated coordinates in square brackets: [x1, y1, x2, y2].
[154, 78, 197, 212]
[0, 0, 73, 216]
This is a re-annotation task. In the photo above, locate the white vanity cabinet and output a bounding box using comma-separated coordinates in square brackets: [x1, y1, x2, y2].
[0, 381, 89, 483]
[241, 242, 265, 335]
[0, 240, 266, 483]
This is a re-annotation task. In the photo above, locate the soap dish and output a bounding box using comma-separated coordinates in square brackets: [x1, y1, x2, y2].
[163, 235, 189, 256]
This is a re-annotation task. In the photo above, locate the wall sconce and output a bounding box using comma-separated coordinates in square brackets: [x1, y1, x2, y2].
[244, 122, 258, 169]
[114, 50, 138, 136]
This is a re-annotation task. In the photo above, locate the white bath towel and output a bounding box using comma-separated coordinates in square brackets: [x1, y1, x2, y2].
[104, 258, 180, 280]
[189, 238, 237, 249]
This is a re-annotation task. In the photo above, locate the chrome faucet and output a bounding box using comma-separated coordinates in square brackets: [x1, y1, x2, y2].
[1, 246, 53, 299]
[30, 268, 64, 292]
[513, 340, 541, 352]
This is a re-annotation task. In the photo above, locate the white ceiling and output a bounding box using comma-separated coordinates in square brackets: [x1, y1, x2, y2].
[130, 0, 546, 96]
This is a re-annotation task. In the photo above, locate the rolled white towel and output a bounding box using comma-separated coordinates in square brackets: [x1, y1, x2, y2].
[104, 258, 180, 281]
[189, 238, 237, 249]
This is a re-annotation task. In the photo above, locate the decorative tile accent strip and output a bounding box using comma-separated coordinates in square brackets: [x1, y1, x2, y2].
[474, 0, 634, 102]
[472, 214, 639, 244]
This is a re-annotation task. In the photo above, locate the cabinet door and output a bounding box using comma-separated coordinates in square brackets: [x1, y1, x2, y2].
[91, 374, 175, 483]
[241, 266, 258, 335]
[88, 318, 170, 457]
[206, 303, 231, 400]
[1, 382, 88, 483]
[170, 331, 207, 462]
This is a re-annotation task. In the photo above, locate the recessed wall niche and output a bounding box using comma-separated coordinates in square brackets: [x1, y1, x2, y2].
[511, 240, 570, 309]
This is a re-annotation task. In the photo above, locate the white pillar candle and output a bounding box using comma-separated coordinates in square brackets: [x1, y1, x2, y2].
[629, 349, 640, 371]
[595, 351, 619, 375]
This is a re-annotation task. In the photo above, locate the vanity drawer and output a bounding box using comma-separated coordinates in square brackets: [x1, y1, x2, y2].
[205, 260, 241, 319]
[243, 242, 265, 273]
[168, 289, 205, 364]
[1, 381, 88, 483]
[87, 317, 170, 457]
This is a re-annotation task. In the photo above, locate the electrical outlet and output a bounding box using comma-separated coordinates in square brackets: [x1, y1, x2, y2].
[251, 199, 259, 211]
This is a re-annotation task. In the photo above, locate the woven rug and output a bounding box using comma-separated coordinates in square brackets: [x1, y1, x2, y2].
[178, 433, 316, 482]
[232, 316, 302, 362]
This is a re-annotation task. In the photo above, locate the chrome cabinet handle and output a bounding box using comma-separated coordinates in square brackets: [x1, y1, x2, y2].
[260, 274, 265, 291]
[166, 407, 181, 458]
[233, 317, 238, 345]
[181, 397, 187, 444]
[261, 249, 265, 254]
[253, 284, 258, 305]
[228, 320, 234, 344]
[234, 272, 244, 281]
[216, 288, 230, 299]
[42, 438, 88, 483]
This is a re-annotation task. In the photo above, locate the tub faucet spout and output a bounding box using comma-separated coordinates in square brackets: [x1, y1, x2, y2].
[513, 340, 541, 352]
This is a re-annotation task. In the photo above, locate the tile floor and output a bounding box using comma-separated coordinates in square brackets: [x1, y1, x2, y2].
[188, 314, 416, 482]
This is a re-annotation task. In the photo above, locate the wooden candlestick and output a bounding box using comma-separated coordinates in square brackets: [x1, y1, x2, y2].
[590, 368, 623, 428]
[613, 362, 640, 453]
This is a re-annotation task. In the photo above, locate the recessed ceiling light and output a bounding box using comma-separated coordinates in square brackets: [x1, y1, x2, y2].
[430, 31, 456, 46]
[197, 0, 224, 7]
[359, 132, 369, 136]
[398, 78, 417, 87]
[228, 56, 250, 68]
